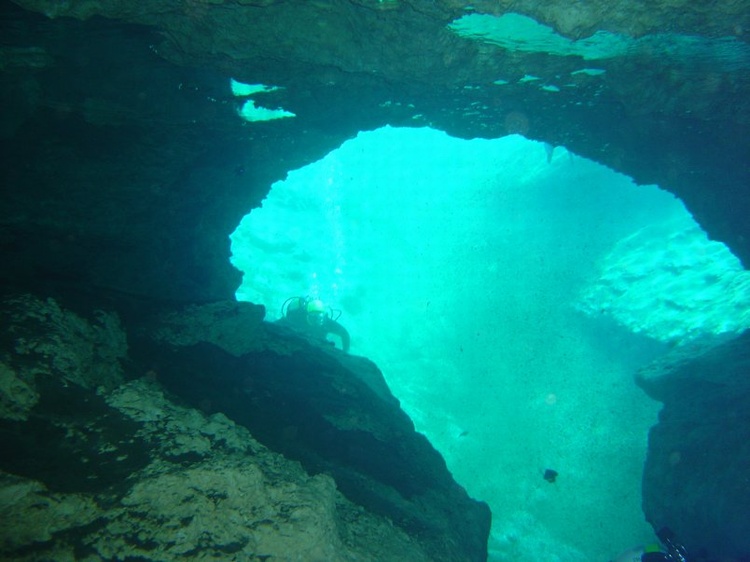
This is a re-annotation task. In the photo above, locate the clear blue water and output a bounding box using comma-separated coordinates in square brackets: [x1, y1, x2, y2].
[230, 126, 749, 561]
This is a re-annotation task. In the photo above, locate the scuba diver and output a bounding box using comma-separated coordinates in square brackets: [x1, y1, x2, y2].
[277, 296, 350, 353]
[612, 528, 691, 562]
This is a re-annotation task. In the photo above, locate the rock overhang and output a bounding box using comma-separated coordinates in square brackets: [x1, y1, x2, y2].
[2, 0, 749, 298]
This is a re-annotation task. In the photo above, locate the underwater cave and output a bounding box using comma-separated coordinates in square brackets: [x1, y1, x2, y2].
[2, 1, 750, 561]
[229, 125, 750, 561]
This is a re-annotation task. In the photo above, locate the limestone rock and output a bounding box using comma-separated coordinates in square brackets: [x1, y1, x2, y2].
[0, 294, 484, 561]
[134, 300, 491, 561]
[0, 293, 127, 392]
[0, 361, 39, 420]
[147, 300, 267, 357]
[0, 471, 100, 552]
[637, 332, 750, 560]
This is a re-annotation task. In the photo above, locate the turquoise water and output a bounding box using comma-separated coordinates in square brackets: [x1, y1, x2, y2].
[230, 126, 749, 561]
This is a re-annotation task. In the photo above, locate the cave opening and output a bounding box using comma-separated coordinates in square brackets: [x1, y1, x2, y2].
[229, 125, 750, 561]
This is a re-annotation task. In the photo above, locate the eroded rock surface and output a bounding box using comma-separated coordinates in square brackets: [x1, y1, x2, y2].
[134, 299, 491, 561]
[0, 294, 489, 561]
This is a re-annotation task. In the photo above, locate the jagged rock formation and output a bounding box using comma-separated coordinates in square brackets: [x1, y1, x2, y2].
[636, 333, 750, 560]
[0, 294, 489, 561]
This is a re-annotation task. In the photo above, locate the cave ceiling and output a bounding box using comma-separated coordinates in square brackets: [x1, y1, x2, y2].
[1, 0, 749, 302]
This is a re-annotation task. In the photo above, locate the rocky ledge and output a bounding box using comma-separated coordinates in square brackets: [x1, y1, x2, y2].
[0, 293, 490, 561]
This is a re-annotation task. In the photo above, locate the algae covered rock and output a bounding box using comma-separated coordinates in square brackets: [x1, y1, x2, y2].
[0, 293, 127, 392]
[0, 472, 100, 552]
[147, 300, 267, 357]
[0, 361, 39, 421]
[0, 295, 440, 561]
[135, 300, 491, 562]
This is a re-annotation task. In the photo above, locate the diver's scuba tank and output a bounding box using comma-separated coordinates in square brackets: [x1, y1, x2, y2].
[613, 528, 690, 562]
[656, 527, 689, 562]
[282, 296, 342, 321]
[280, 296, 307, 318]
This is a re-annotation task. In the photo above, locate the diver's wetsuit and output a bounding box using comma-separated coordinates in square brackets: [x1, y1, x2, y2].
[277, 307, 351, 352]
